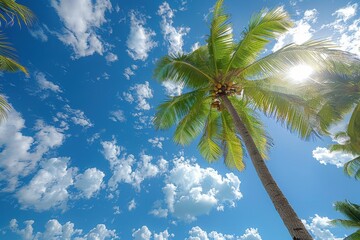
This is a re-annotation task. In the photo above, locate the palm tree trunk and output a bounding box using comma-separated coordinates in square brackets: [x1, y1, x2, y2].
[221, 95, 313, 240]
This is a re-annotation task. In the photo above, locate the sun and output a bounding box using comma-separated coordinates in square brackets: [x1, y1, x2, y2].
[288, 64, 314, 83]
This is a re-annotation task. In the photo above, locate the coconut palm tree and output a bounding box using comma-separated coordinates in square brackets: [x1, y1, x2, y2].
[0, 0, 34, 121]
[332, 200, 360, 240]
[153, 1, 357, 239]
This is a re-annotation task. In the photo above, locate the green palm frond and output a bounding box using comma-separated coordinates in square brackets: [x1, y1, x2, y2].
[0, 0, 34, 26]
[332, 201, 360, 228]
[0, 95, 10, 121]
[221, 111, 245, 170]
[154, 52, 213, 89]
[153, 89, 206, 130]
[207, 0, 233, 75]
[230, 97, 270, 159]
[226, 6, 293, 73]
[0, 33, 27, 74]
[198, 109, 223, 162]
[348, 103, 360, 150]
[344, 156, 360, 180]
[344, 230, 360, 240]
[174, 96, 210, 145]
[240, 40, 356, 80]
[243, 78, 322, 139]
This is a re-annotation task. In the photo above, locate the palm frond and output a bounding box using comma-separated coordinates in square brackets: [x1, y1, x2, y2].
[230, 97, 271, 159]
[221, 111, 245, 170]
[207, 0, 233, 75]
[344, 230, 360, 240]
[0, 55, 27, 74]
[153, 89, 206, 130]
[333, 201, 360, 224]
[0, 95, 10, 121]
[173, 96, 210, 145]
[243, 78, 323, 139]
[240, 40, 357, 80]
[344, 156, 360, 180]
[226, 7, 293, 73]
[154, 52, 213, 89]
[348, 103, 360, 150]
[0, 0, 34, 26]
[198, 109, 223, 162]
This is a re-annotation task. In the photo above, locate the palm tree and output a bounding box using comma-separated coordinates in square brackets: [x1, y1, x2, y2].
[332, 200, 360, 240]
[153, 1, 357, 239]
[0, 0, 34, 121]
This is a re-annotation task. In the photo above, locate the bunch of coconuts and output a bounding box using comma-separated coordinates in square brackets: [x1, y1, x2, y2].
[210, 82, 242, 111]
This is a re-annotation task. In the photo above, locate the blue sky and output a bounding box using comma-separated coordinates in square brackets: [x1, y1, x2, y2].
[0, 0, 359, 239]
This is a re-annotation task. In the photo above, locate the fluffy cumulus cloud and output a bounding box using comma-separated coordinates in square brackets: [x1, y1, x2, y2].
[157, 2, 190, 54]
[16, 157, 75, 211]
[127, 11, 157, 61]
[109, 109, 126, 122]
[10, 219, 117, 240]
[148, 137, 165, 149]
[186, 226, 262, 240]
[162, 80, 184, 97]
[322, 3, 360, 56]
[54, 104, 93, 129]
[0, 111, 64, 191]
[105, 52, 118, 63]
[302, 215, 342, 240]
[273, 8, 318, 51]
[74, 168, 105, 198]
[51, 0, 112, 58]
[128, 198, 137, 211]
[35, 72, 62, 93]
[124, 64, 138, 80]
[152, 156, 242, 222]
[132, 226, 174, 240]
[101, 140, 167, 191]
[312, 147, 355, 168]
[124, 82, 154, 111]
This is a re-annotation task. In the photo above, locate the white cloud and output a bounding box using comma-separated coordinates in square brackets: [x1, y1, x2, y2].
[302, 215, 342, 240]
[153, 155, 242, 222]
[124, 64, 138, 80]
[16, 157, 75, 211]
[124, 82, 154, 111]
[29, 25, 48, 42]
[0, 111, 64, 191]
[162, 80, 184, 97]
[10, 219, 117, 240]
[127, 11, 157, 61]
[148, 137, 165, 149]
[55, 105, 93, 128]
[333, 4, 357, 22]
[109, 110, 126, 122]
[186, 226, 261, 240]
[128, 198, 136, 211]
[35, 72, 62, 93]
[101, 140, 165, 191]
[154, 230, 174, 240]
[51, 0, 112, 58]
[105, 52, 118, 63]
[132, 226, 152, 240]
[325, 4, 360, 56]
[273, 9, 318, 52]
[157, 2, 190, 55]
[132, 226, 174, 240]
[74, 168, 105, 199]
[191, 42, 200, 52]
[312, 147, 355, 168]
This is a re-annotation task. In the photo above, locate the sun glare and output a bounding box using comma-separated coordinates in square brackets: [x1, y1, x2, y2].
[288, 64, 314, 83]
